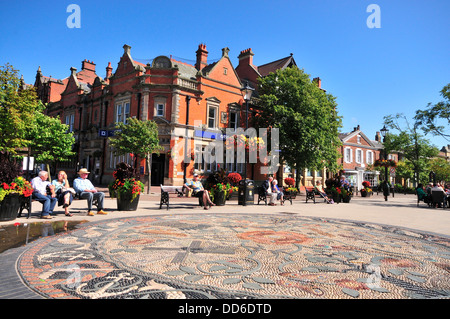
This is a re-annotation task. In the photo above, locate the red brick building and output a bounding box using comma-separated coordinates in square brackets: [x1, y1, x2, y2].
[338, 125, 401, 190]
[35, 44, 268, 186]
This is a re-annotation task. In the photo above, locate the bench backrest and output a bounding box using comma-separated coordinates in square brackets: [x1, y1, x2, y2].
[161, 185, 184, 193]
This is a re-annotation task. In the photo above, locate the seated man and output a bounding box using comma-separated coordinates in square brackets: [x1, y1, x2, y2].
[262, 176, 277, 206]
[31, 170, 57, 219]
[73, 168, 107, 216]
[184, 174, 215, 210]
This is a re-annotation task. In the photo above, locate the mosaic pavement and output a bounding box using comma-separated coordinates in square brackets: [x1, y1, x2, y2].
[17, 213, 450, 299]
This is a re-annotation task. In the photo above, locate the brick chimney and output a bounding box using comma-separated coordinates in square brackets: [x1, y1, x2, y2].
[81, 59, 96, 72]
[238, 48, 254, 67]
[106, 62, 112, 80]
[195, 44, 208, 70]
[313, 77, 322, 89]
[375, 131, 381, 142]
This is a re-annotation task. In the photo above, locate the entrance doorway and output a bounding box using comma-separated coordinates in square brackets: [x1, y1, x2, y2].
[151, 154, 165, 186]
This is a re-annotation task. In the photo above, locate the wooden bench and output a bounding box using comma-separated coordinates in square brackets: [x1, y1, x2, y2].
[160, 185, 203, 210]
[305, 187, 327, 204]
[18, 192, 99, 219]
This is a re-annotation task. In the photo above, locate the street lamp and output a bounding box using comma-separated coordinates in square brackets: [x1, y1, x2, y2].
[380, 125, 389, 200]
[241, 81, 254, 206]
[184, 95, 191, 184]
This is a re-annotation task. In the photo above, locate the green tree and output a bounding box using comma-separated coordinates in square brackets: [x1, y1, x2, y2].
[429, 157, 450, 184]
[27, 112, 76, 178]
[384, 113, 439, 186]
[108, 118, 163, 193]
[0, 64, 43, 155]
[415, 84, 450, 141]
[254, 66, 342, 188]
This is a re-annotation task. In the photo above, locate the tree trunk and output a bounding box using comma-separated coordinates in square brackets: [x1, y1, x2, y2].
[295, 164, 302, 190]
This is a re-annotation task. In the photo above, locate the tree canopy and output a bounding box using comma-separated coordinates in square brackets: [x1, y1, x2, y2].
[253, 66, 342, 187]
[108, 117, 163, 193]
[0, 63, 44, 154]
[415, 84, 450, 141]
[383, 113, 439, 185]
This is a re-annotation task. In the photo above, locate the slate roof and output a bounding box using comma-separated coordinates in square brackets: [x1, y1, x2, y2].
[258, 54, 296, 77]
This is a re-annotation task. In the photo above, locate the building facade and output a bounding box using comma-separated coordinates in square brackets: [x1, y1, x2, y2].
[35, 44, 276, 186]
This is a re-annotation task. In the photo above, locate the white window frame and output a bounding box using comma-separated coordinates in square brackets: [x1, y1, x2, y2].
[65, 113, 75, 132]
[207, 105, 218, 129]
[229, 111, 238, 131]
[356, 149, 363, 164]
[366, 150, 374, 164]
[154, 96, 166, 118]
[344, 147, 353, 163]
[115, 100, 131, 124]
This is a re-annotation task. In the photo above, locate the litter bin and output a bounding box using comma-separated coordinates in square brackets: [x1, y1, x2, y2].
[238, 179, 254, 205]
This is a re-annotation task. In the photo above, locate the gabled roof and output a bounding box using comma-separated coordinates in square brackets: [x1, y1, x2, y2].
[258, 54, 296, 77]
[339, 129, 378, 148]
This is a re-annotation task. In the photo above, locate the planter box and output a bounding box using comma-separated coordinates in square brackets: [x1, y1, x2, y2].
[0, 193, 21, 221]
[117, 193, 140, 211]
[214, 191, 226, 206]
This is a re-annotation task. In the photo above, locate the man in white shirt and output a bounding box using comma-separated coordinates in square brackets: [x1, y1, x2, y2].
[73, 168, 107, 216]
[31, 171, 57, 219]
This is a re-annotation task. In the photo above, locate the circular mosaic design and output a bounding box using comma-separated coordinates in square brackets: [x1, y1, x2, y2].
[18, 214, 450, 299]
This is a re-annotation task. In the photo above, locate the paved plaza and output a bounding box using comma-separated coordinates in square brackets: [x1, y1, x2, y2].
[1, 190, 449, 301]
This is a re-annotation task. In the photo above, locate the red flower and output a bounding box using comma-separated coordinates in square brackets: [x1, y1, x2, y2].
[2, 183, 9, 190]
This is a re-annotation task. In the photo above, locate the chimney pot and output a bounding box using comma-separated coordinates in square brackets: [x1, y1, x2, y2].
[196, 43, 208, 71]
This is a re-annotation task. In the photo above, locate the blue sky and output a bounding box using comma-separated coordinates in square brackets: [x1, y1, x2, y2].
[1, 0, 449, 148]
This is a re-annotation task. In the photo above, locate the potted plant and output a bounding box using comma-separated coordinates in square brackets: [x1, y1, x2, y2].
[284, 177, 298, 198]
[341, 186, 352, 203]
[0, 176, 34, 221]
[108, 162, 144, 211]
[360, 181, 372, 197]
[206, 168, 232, 206]
[226, 172, 242, 199]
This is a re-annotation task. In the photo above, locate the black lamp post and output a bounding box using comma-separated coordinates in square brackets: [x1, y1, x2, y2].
[380, 125, 389, 200]
[241, 81, 254, 206]
[184, 95, 191, 184]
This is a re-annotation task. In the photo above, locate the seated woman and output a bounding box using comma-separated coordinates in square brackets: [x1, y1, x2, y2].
[52, 170, 74, 216]
[416, 183, 430, 203]
[315, 181, 334, 204]
[184, 174, 215, 210]
[271, 179, 284, 205]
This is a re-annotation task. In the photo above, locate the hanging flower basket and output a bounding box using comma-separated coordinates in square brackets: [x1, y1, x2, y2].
[374, 159, 397, 167]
